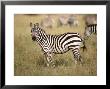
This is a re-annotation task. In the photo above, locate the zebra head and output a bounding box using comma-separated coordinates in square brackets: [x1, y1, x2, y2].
[84, 24, 97, 39]
[30, 22, 47, 41]
[30, 23, 40, 41]
[84, 26, 92, 38]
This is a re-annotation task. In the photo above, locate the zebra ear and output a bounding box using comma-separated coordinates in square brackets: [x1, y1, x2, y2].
[34, 24, 36, 28]
[30, 22, 33, 27]
[34, 23, 39, 28]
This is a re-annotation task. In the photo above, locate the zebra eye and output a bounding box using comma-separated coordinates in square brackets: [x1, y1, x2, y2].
[31, 28, 34, 32]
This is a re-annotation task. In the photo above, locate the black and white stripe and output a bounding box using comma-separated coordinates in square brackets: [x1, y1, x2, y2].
[84, 24, 97, 38]
[30, 23, 85, 67]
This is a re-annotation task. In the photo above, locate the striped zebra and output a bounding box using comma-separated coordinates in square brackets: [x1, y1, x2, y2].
[84, 24, 97, 39]
[30, 23, 86, 67]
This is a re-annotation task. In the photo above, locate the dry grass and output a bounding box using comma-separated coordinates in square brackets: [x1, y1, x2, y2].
[14, 14, 97, 76]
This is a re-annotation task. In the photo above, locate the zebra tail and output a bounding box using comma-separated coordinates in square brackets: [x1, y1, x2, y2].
[81, 39, 87, 52]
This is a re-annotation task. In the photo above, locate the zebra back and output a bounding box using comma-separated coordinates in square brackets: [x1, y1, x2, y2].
[87, 24, 97, 33]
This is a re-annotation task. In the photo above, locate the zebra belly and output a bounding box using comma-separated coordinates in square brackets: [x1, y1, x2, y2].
[53, 49, 70, 54]
[52, 45, 69, 54]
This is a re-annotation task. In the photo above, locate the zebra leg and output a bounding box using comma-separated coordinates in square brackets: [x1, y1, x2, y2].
[46, 53, 55, 68]
[72, 48, 83, 65]
[43, 53, 50, 67]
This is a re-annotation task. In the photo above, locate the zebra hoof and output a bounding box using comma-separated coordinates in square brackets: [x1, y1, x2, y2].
[74, 60, 78, 65]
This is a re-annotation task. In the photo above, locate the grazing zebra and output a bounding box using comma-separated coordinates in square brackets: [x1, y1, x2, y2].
[30, 23, 86, 67]
[40, 15, 54, 28]
[68, 15, 79, 27]
[58, 15, 79, 27]
[84, 24, 97, 39]
[57, 16, 69, 27]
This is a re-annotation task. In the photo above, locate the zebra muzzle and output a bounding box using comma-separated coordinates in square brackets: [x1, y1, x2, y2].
[32, 36, 36, 41]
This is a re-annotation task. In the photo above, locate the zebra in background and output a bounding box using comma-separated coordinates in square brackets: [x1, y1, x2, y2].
[30, 23, 86, 67]
[84, 24, 97, 39]
[57, 15, 79, 27]
[40, 15, 54, 28]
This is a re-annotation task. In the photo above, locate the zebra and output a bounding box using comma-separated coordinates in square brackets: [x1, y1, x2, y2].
[84, 24, 97, 39]
[40, 15, 54, 28]
[30, 23, 86, 67]
[57, 15, 79, 27]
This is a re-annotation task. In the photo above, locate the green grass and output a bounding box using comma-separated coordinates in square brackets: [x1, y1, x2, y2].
[14, 14, 97, 76]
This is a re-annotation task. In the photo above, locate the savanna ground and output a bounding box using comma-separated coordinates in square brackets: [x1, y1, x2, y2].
[14, 14, 97, 76]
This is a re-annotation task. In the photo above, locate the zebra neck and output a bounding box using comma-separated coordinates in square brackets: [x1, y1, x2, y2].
[36, 34, 48, 47]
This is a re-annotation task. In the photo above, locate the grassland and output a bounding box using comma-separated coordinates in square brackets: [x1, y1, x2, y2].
[14, 14, 97, 76]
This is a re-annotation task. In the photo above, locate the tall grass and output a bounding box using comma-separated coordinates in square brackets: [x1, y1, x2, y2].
[14, 14, 97, 76]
